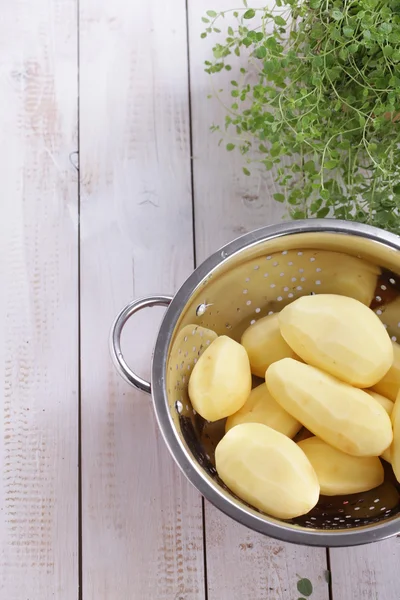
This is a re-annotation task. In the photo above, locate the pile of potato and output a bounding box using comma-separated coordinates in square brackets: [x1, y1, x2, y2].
[188, 293, 400, 520]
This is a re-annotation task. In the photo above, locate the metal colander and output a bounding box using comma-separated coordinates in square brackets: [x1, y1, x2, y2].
[110, 220, 400, 547]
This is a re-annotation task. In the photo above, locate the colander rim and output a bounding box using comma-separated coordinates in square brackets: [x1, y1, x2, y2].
[151, 219, 400, 547]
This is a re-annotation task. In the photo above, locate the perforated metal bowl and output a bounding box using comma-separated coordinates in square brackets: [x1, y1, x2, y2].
[110, 219, 400, 547]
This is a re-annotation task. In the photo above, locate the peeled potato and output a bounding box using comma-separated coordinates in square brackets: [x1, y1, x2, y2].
[367, 391, 394, 415]
[241, 313, 297, 377]
[266, 359, 393, 457]
[367, 391, 393, 465]
[390, 391, 400, 483]
[371, 341, 400, 402]
[298, 437, 384, 496]
[279, 294, 393, 387]
[216, 423, 319, 519]
[188, 335, 251, 422]
[225, 383, 301, 438]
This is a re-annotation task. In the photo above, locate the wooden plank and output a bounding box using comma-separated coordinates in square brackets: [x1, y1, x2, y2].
[187, 1, 330, 598]
[79, 0, 205, 598]
[0, 1, 78, 598]
[330, 539, 400, 600]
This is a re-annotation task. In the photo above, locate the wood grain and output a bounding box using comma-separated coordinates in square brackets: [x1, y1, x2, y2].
[188, 1, 329, 598]
[0, 0, 78, 598]
[79, 0, 205, 597]
[330, 539, 400, 600]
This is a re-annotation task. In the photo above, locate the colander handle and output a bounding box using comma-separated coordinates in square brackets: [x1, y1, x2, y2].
[109, 295, 173, 394]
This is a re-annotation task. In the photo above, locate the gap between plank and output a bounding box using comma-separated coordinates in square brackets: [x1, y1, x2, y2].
[185, 0, 198, 271]
[326, 547, 333, 600]
[77, 0, 83, 597]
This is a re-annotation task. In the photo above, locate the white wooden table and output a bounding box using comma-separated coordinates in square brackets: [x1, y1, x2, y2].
[1, 0, 400, 598]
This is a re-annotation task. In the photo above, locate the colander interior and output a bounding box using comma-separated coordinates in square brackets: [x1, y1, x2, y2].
[165, 230, 400, 533]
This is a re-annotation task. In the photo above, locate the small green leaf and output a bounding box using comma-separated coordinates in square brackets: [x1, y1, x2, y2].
[202, 17, 210, 23]
[243, 167, 251, 176]
[255, 46, 267, 59]
[200, 32, 207, 39]
[332, 9, 343, 20]
[274, 15, 286, 26]
[324, 160, 337, 169]
[226, 143, 235, 151]
[206, 10, 217, 17]
[343, 26, 354, 38]
[243, 9, 256, 19]
[380, 22, 392, 34]
[228, 26, 234, 35]
[317, 207, 330, 218]
[273, 193, 285, 202]
[383, 45, 394, 57]
[297, 578, 313, 596]
[324, 569, 331, 584]
[321, 189, 330, 200]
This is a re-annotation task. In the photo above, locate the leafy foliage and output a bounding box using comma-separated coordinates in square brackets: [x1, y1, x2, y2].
[202, 0, 400, 233]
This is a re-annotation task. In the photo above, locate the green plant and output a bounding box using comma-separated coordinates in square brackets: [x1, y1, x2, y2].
[203, 0, 400, 233]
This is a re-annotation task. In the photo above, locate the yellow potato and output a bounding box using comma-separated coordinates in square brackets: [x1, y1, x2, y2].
[188, 335, 251, 422]
[390, 391, 400, 483]
[241, 313, 297, 377]
[367, 392, 393, 463]
[388, 392, 400, 483]
[215, 423, 319, 519]
[279, 294, 393, 387]
[371, 341, 400, 401]
[266, 358, 393, 457]
[225, 383, 301, 438]
[298, 437, 384, 496]
[367, 391, 394, 415]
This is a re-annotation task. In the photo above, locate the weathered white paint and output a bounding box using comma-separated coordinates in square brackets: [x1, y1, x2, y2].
[0, 0, 79, 598]
[79, 0, 205, 597]
[331, 538, 400, 600]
